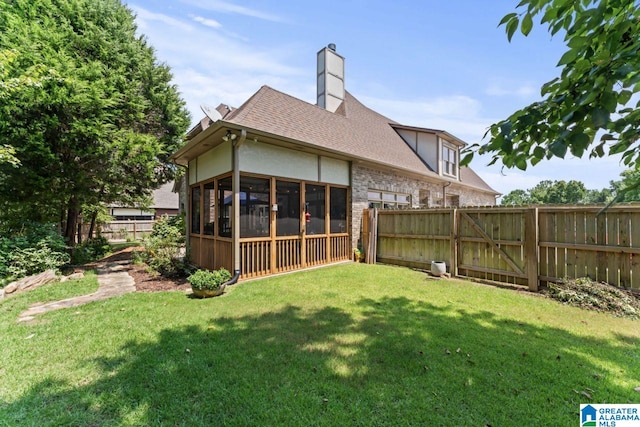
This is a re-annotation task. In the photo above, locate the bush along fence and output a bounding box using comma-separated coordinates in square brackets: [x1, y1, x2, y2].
[365, 205, 640, 292]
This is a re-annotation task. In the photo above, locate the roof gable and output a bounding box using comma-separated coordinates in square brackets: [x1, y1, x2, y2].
[219, 85, 496, 194]
[226, 85, 430, 174]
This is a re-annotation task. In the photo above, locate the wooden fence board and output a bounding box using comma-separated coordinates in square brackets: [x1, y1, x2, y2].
[375, 205, 640, 291]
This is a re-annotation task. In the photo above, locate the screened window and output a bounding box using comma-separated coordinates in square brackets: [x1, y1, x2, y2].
[203, 182, 215, 235]
[218, 177, 232, 238]
[305, 184, 325, 234]
[442, 144, 458, 177]
[276, 181, 300, 237]
[191, 186, 201, 234]
[330, 187, 347, 233]
[240, 176, 270, 238]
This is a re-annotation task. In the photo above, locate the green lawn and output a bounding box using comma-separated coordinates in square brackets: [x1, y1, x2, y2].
[1, 264, 638, 426]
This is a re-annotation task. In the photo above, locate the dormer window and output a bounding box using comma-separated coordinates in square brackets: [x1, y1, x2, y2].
[442, 143, 458, 178]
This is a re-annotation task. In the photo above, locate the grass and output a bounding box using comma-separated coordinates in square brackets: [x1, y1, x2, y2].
[0, 263, 638, 426]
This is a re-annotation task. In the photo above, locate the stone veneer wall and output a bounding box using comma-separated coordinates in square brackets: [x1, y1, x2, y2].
[350, 163, 496, 249]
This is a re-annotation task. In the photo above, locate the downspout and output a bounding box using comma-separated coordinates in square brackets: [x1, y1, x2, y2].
[443, 182, 451, 208]
[231, 129, 247, 284]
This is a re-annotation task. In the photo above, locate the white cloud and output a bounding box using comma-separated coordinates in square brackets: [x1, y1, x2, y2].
[128, 5, 308, 123]
[179, 0, 286, 22]
[191, 15, 222, 29]
[130, 6, 194, 32]
[357, 94, 494, 144]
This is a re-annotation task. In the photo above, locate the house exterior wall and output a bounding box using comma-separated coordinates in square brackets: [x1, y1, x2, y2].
[189, 141, 233, 185]
[396, 129, 439, 172]
[350, 163, 496, 249]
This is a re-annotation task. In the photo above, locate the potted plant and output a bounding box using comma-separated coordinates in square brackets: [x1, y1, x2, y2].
[187, 268, 232, 298]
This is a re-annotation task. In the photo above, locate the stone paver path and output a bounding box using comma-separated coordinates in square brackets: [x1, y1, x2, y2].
[17, 260, 135, 322]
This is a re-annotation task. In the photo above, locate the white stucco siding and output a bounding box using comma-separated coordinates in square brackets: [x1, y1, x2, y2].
[396, 130, 438, 171]
[196, 141, 232, 182]
[319, 156, 350, 186]
[417, 133, 438, 171]
[188, 159, 197, 185]
[239, 140, 318, 181]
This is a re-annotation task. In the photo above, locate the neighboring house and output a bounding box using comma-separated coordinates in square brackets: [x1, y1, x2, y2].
[107, 182, 179, 220]
[170, 44, 498, 279]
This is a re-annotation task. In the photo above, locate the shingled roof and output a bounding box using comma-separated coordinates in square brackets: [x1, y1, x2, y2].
[223, 85, 496, 194]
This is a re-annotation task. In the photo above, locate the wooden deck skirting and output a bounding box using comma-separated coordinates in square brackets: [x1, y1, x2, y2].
[370, 205, 640, 291]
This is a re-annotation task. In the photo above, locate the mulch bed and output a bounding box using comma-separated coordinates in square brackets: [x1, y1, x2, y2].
[89, 247, 190, 293]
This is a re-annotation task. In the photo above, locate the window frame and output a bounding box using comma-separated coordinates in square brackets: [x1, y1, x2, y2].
[367, 189, 411, 209]
[442, 142, 458, 178]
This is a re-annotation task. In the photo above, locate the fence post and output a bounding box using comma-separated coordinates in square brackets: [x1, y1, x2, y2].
[450, 208, 458, 277]
[525, 207, 539, 291]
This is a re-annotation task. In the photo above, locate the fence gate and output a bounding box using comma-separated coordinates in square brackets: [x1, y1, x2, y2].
[456, 208, 538, 289]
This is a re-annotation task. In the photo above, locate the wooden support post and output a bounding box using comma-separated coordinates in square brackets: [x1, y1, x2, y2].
[301, 182, 306, 268]
[525, 207, 539, 291]
[325, 184, 331, 262]
[450, 208, 458, 277]
[270, 177, 276, 274]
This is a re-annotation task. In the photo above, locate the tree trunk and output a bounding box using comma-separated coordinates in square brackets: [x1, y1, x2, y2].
[64, 197, 80, 246]
[88, 210, 97, 239]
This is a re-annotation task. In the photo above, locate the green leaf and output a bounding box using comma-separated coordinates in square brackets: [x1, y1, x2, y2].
[460, 151, 474, 166]
[499, 13, 518, 27]
[532, 146, 546, 162]
[568, 132, 590, 157]
[515, 156, 528, 171]
[521, 13, 533, 36]
[557, 48, 579, 66]
[506, 17, 520, 42]
[541, 6, 558, 24]
[618, 90, 632, 105]
[591, 107, 610, 127]
[601, 91, 617, 113]
[549, 140, 568, 158]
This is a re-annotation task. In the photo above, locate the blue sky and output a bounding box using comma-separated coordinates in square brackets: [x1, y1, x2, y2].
[124, 0, 625, 197]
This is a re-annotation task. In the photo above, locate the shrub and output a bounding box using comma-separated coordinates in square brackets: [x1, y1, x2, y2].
[71, 236, 111, 264]
[187, 268, 231, 291]
[138, 214, 186, 277]
[0, 222, 70, 283]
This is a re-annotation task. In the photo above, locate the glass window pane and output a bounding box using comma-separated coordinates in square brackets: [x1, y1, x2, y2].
[397, 194, 410, 203]
[382, 193, 395, 201]
[305, 184, 325, 235]
[218, 177, 232, 238]
[367, 191, 381, 201]
[240, 176, 270, 238]
[276, 181, 300, 237]
[203, 182, 215, 235]
[330, 187, 347, 233]
[191, 186, 201, 234]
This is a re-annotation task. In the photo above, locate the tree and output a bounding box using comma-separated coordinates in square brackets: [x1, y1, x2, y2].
[463, 1, 640, 174]
[500, 189, 531, 205]
[0, 0, 190, 242]
[609, 169, 640, 202]
[501, 179, 589, 205]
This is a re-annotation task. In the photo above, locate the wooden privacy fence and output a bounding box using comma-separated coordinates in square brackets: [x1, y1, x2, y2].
[99, 220, 156, 242]
[371, 205, 640, 292]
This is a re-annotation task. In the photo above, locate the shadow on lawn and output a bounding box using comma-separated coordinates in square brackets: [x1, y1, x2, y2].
[2, 298, 638, 425]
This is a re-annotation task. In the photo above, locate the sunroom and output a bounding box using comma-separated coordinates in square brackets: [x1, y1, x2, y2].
[172, 122, 352, 280]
